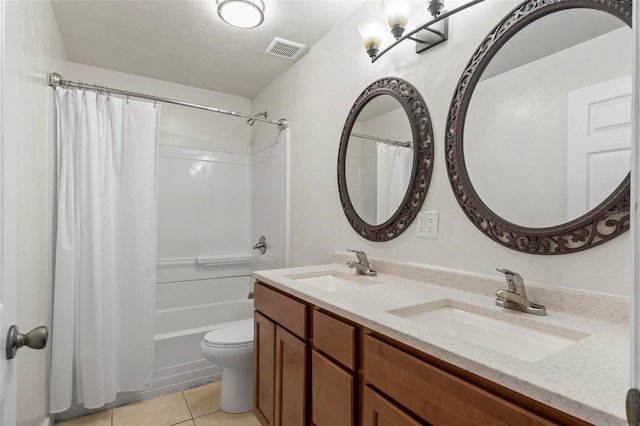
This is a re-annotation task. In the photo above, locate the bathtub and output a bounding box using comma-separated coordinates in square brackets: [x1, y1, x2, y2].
[153, 299, 254, 388]
[152, 275, 254, 393]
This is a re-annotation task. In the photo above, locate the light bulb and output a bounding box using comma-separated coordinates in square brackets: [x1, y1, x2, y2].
[382, 0, 412, 39]
[357, 19, 386, 59]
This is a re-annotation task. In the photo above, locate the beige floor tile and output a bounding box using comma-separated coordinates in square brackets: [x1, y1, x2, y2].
[56, 410, 112, 426]
[183, 382, 221, 418]
[172, 421, 195, 426]
[112, 392, 191, 426]
[194, 411, 259, 426]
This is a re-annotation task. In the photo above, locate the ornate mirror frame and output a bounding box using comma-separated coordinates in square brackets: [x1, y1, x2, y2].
[338, 77, 434, 241]
[445, 0, 632, 254]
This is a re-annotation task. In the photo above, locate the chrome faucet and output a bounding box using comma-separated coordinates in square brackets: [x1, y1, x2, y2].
[495, 268, 546, 316]
[346, 249, 377, 276]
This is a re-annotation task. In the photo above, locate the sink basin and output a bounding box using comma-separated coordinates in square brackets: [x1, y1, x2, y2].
[388, 300, 588, 362]
[286, 270, 380, 292]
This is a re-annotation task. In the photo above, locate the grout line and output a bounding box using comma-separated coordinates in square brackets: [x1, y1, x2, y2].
[192, 407, 221, 420]
[111, 409, 113, 426]
[181, 390, 194, 420]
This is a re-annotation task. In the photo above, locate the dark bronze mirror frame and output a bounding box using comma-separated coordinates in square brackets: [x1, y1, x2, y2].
[445, 0, 632, 254]
[338, 77, 434, 241]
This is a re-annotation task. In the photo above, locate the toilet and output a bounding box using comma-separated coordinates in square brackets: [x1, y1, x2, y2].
[200, 318, 254, 413]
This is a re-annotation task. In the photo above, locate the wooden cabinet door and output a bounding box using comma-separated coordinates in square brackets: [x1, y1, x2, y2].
[362, 386, 423, 426]
[254, 312, 276, 426]
[311, 350, 354, 426]
[274, 325, 307, 426]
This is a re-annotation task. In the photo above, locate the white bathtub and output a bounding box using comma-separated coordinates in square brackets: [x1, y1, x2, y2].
[152, 275, 254, 392]
[153, 299, 254, 385]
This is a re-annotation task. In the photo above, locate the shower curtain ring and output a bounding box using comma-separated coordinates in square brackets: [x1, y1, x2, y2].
[153, 95, 157, 109]
[125, 90, 129, 104]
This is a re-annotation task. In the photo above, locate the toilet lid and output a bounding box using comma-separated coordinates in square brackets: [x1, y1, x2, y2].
[203, 319, 253, 347]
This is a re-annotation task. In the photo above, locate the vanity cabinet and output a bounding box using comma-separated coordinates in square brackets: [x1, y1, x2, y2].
[254, 311, 276, 424]
[254, 282, 308, 426]
[362, 385, 422, 426]
[311, 309, 357, 426]
[364, 335, 559, 425]
[253, 281, 589, 426]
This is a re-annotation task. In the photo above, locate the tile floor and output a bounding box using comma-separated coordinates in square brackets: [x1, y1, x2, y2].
[56, 382, 260, 426]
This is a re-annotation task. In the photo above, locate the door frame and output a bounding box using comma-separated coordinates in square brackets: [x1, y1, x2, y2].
[632, 0, 640, 390]
[0, 0, 20, 424]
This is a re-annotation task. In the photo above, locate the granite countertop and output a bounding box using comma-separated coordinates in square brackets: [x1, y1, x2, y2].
[253, 257, 629, 425]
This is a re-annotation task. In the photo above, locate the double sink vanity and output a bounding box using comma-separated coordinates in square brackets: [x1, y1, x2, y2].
[252, 253, 628, 425]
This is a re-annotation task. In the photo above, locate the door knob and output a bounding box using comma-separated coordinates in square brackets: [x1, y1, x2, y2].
[6, 325, 48, 359]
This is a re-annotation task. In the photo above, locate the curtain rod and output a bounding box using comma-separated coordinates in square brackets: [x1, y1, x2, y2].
[47, 73, 288, 130]
[350, 132, 411, 148]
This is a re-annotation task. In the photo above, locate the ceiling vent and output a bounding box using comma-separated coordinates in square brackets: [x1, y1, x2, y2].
[265, 37, 306, 60]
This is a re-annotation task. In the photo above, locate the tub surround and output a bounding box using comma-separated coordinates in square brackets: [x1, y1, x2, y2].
[253, 256, 629, 425]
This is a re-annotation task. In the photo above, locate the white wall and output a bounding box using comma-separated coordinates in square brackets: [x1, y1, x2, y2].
[253, 1, 632, 297]
[16, 1, 67, 424]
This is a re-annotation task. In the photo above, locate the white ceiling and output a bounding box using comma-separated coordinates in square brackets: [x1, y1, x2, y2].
[51, 0, 365, 99]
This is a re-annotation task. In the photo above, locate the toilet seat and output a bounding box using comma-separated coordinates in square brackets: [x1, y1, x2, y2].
[202, 319, 253, 348]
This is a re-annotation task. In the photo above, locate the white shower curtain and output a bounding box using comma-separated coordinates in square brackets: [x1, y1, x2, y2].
[376, 144, 412, 223]
[50, 88, 160, 412]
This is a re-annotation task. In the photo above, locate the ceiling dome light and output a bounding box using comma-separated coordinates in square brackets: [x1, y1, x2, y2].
[217, 0, 265, 29]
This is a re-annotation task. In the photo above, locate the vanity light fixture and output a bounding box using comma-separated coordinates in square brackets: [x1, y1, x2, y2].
[359, 0, 484, 62]
[216, 0, 265, 29]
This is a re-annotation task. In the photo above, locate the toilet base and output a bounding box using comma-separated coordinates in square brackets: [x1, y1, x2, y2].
[219, 367, 253, 414]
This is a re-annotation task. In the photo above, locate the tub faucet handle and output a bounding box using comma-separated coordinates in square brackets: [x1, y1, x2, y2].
[253, 236, 267, 254]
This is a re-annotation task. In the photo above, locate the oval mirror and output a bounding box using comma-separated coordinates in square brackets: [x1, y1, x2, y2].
[446, 0, 632, 254]
[338, 77, 434, 241]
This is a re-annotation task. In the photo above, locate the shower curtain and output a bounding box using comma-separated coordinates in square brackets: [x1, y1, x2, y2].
[376, 143, 412, 223]
[50, 88, 160, 412]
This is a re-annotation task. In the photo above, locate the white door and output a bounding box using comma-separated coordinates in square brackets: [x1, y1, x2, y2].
[252, 128, 289, 272]
[0, 0, 20, 424]
[567, 75, 632, 220]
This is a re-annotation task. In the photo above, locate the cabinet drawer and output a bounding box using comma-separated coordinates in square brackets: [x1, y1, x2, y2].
[364, 335, 556, 426]
[312, 309, 356, 371]
[362, 385, 422, 426]
[255, 281, 308, 340]
[311, 350, 354, 426]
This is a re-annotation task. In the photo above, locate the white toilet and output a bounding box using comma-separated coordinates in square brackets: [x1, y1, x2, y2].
[200, 318, 254, 414]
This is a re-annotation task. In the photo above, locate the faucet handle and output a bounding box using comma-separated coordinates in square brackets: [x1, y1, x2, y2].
[496, 267, 526, 296]
[496, 267, 518, 277]
[347, 249, 368, 266]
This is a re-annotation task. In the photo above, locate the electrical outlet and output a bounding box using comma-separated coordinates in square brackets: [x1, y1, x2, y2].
[416, 211, 438, 239]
